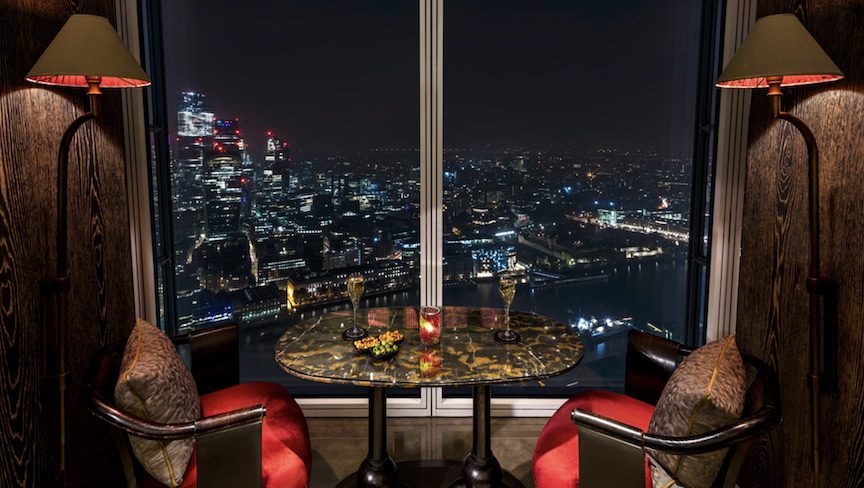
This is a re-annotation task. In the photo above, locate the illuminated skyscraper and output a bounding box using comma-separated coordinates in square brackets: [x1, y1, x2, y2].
[203, 119, 245, 239]
[173, 92, 213, 264]
[177, 91, 214, 137]
[260, 132, 291, 205]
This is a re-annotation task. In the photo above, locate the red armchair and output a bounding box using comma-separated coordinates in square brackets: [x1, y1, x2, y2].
[532, 330, 780, 488]
[83, 323, 312, 488]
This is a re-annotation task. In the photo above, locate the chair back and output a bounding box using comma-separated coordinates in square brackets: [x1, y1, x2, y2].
[624, 330, 686, 404]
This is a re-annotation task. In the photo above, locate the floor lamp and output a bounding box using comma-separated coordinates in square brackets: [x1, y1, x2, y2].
[716, 13, 843, 473]
[26, 14, 149, 483]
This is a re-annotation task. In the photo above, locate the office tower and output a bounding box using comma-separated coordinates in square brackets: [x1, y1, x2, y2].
[203, 118, 245, 239]
[177, 91, 214, 137]
[267, 131, 292, 195]
[261, 132, 290, 207]
[173, 92, 213, 269]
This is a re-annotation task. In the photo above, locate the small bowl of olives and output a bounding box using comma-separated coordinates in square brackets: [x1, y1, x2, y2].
[371, 341, 400, 361]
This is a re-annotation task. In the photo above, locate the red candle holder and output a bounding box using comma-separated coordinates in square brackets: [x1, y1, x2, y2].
[419, 306, 441, 345]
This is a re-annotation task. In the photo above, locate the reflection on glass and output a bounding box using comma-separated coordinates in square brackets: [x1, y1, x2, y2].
[343, 274, 368, 340]
[419, 349, 442, 378]
[494, 275, 520, 343]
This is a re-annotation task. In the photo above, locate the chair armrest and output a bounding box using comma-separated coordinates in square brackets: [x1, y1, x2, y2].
[86, 384, 265, 441]
[87, 389, 265, 488]
[173, 323, 240, 395]
[571, 405, 780, 456]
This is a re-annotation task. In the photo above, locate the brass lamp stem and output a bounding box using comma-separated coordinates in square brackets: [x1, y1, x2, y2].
[765, 76, 838, 475]
[42, 81, 100, 485]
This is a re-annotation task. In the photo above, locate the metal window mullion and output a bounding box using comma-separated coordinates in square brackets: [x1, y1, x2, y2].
[138, 0, 179, 334]
[420, 0, 443, 309]
[115, 0, 158, 323]
[420, 0, 443, 414]
[705, 0, 756, 341]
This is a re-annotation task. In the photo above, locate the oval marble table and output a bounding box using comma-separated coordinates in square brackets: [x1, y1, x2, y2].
[275, 306, 583, 488]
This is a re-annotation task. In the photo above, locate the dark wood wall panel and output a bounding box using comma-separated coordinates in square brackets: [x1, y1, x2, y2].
[736, 0, 864, 486]
[0, 0, 135, 486]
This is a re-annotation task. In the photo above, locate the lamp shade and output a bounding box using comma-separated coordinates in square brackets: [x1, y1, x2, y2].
[716, 14, 842, 88]
[26, 14, 150, 88]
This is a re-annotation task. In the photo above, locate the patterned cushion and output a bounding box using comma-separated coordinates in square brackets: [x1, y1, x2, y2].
[647, 335, 746, 488]
[115, 319, 200, 487]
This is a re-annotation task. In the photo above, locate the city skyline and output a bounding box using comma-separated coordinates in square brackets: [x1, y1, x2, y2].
[169, 89, 692, 332]
[165, 88, 694, 397]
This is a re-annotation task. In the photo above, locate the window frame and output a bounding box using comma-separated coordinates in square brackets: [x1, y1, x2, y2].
[129, 0, 731, 415]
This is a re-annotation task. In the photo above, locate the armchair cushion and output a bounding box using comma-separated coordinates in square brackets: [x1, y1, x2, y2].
[533, 391, 655, 488]
[115, 319, 200, 487]
[140, 382, 312, 488]
[647, 335, 746, 488]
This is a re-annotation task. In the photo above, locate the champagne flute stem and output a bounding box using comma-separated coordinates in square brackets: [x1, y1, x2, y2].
[505, 305, 510, 332]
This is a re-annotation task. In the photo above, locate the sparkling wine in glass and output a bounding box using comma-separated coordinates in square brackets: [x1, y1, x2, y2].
[495, 275, 520, 343]
[343, 274, 368, 340]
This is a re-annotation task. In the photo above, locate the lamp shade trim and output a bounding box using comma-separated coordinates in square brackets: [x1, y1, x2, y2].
[26, 14, 150, 88]
[716, 14, 843, 89]
[717, 74, 843, 89]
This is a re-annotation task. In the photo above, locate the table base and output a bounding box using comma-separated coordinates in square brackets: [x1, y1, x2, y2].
[335, 460, 525, 488]
[348, 385, 519, 488]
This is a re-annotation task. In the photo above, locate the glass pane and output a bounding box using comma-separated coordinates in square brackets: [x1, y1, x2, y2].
[443, 0, 704, 396]
[158, 0, 420, 396]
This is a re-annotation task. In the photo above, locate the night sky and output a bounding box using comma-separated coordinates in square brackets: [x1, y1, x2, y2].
[163, 0, 702, 154]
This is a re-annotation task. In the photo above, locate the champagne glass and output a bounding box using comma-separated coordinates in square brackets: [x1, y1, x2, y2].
[343, 273, 368, 340]
[494, 274, 520, 343]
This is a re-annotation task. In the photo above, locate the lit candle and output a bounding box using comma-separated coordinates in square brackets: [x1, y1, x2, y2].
[419, 306, 441, 345]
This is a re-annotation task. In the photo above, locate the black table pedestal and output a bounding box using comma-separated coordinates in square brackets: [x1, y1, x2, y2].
[355, 387, 400, 488]
[449, 385, 504, 488]
[338, 385, 523, 488]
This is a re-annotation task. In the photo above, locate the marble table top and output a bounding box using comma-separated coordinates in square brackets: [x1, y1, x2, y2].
[274, 306, 583, 388]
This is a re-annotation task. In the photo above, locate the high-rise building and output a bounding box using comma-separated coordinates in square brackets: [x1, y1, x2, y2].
[266, 132, 291, 194]
[261, 132, 290, 205]
[203, 118, 245, 239]
[173, 92, 213, 274]
[177, 92, 214, 137]
[254, 132, 291, 239]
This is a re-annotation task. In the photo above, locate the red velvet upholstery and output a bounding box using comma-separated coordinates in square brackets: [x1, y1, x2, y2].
[533, 391, 655, 488]
[140, 382, 311, 488]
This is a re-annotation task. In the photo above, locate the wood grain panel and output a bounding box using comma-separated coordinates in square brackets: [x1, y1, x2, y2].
[736, 0, 864, 486]
[0, 1, 135, 486]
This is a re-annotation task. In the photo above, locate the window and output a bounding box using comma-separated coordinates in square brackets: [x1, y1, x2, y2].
[146, 0, 421, 396]
[442, 0, 710, 396]
[142, 0, 720, 401]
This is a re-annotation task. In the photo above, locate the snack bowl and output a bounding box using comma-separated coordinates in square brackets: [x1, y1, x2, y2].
[370, 341, 400, 361]
[378, 330, 405, 345]
[353, 336, 380, 355]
